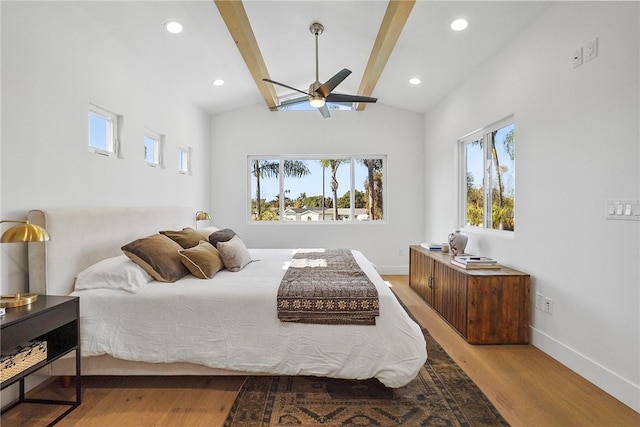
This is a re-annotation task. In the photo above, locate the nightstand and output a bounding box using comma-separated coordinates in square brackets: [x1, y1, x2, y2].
[1, 295, 81, 426]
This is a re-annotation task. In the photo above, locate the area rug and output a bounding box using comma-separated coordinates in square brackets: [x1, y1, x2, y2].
[223, 327, 509, 426]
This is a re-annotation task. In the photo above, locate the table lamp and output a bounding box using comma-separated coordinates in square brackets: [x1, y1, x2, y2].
[1, 219, 50, 308]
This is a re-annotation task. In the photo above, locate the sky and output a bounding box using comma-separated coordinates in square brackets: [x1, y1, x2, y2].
[466, 124, 514, 194]
[252, 159, 374, 203]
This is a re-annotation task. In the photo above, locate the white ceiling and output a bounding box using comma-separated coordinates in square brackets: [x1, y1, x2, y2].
[75, 1, 553, 116]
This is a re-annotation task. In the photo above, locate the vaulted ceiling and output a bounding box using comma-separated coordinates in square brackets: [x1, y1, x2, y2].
[75, 1, 553, 116]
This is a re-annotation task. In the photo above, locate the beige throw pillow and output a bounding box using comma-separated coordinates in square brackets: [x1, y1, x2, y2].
[178, 241, 224, 279]
[159, 227, 204, 249]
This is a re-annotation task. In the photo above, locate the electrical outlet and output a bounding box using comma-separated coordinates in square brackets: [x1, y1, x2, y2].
[535, 293, 544, 310]
[573, 47, 583, 68]
[544, 297, 553, 314]
[585, 37, 598, 61]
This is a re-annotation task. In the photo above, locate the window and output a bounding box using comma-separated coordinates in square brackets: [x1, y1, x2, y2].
[279, 96, 355, 112]
[249, 156, 385, 223]
[88, 104, 121, 157]
[178, 146, 191, 175]
[459, 117, 515, 231]
[144, 130, 164, 167]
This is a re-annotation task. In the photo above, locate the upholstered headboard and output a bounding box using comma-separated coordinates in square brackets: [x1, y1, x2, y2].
[28, 207, 196, 296]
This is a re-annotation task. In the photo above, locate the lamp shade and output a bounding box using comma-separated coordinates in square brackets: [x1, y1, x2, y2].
[195, 211, 211, 221]
[0, 221, 50, 243]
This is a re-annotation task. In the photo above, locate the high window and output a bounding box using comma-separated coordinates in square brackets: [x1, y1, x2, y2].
[144, 130, 164, 167]
[249, 156, 386, 223]
[88, 104, 121, 157]
[279, 96, 355, 112]
[459, 117, 515, 231]
[178, 146, 192, 175]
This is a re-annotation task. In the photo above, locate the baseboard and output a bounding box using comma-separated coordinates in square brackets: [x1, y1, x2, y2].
[530, 326, 640, 413]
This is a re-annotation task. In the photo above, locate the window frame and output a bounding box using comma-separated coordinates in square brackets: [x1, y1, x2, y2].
[144, 130, 164, 168]
[88, 103, 121, 158]
[247, 155, 387, 224]
[458, 116, 515, 234]
[178, 146, 192, 175]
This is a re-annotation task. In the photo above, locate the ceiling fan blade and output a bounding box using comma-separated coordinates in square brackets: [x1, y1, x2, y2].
[263, 78, 311, 96]
[315, 68, 352, 97]
[326, 93, 378, 104]
[317, 104, 331, 119]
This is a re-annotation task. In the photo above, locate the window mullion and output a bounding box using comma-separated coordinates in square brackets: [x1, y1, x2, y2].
[350, 158, 355, 221]
[279, 159, 285, 222]
[484, 133, 493, 229]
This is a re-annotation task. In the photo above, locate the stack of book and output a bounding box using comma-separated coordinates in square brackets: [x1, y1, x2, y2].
[450, 256, 500, 269]
[421, 243, 445, 250]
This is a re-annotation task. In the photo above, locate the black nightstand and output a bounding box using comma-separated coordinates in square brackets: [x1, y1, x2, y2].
[1, 295, 81, 426]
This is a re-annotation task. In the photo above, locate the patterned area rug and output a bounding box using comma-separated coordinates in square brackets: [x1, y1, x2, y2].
[223, 327, 509, 426]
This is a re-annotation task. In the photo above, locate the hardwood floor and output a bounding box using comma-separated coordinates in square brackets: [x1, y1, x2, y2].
[2, 276, 638, 426]
[386, 275, 639, 427]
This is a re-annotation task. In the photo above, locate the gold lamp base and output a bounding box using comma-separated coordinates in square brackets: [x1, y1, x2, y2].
[1, 293, 38, 308]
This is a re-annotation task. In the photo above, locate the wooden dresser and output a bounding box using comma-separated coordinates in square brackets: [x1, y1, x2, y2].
[409, 245, 530, 344]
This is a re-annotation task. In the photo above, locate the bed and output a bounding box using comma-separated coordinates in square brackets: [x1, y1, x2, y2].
[27, 207, 427, 388]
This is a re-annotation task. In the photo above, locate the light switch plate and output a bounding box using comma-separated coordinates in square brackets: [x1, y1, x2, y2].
[606, 199, 640, 221]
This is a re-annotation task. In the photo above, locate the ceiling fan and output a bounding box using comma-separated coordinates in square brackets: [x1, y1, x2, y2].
[263, 23, 377, 119]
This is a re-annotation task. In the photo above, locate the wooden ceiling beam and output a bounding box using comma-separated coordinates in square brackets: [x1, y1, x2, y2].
[214, 0, 279, 111]
[356, 0, 415, 111]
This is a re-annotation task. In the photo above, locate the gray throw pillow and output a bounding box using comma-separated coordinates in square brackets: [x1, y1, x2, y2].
[217, 235, 252, 272]
[208, 228, 236, 248]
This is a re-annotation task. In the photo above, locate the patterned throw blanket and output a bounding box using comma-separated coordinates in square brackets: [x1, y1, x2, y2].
[277, 249, 379, 325]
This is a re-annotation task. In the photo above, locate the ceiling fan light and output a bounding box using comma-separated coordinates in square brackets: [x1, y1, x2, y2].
[309, 96, 325, 108]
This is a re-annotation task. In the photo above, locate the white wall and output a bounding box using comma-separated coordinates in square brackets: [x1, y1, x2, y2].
[424, 2, 639, 411]
[2, 0, 637, 414]
[209, 103, 425, 273]
[1, 2, 211, 294]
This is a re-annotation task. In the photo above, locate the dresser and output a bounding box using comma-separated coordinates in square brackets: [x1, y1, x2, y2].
[409, 245, 530, 344]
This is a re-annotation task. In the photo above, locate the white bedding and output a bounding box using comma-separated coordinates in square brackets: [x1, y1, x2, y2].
[71, 249, 427, 388]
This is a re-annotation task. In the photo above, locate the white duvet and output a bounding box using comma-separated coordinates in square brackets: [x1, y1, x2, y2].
[71, 249, 427, 388]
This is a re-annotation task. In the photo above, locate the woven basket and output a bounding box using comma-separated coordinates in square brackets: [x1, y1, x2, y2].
[1, 341, 47, 383]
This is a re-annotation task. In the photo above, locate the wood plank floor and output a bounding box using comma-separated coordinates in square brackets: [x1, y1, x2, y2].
[2, 275, 638, 426]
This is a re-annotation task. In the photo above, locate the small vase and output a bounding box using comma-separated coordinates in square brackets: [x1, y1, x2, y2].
[448, 230, 468, 256]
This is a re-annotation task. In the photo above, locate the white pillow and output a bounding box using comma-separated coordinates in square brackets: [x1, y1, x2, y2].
[193, 226, 220, 240]
[75, 255, 153, 293]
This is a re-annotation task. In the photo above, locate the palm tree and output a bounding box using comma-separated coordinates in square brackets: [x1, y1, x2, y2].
[319, 159, 347, 220]
[490, 128, 514, 229]
[359, 158, 383, 220]
[252, 160, 310, 219]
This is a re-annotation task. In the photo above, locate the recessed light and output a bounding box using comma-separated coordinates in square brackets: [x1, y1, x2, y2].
[212, 79, 225, 87]
[409, 77, 421, 85]
[450, 18, 468, 32]
[165, 21, 183, 34]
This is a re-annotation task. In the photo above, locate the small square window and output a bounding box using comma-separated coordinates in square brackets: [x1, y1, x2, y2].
[178, 146, 191, 175]
[88, 104, 120, 157]
[144, 131, 164, 167]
